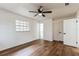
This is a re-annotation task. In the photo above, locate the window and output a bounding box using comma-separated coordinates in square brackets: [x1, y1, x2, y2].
[40, 23, 44, 39]
[16, 20, 30, 32]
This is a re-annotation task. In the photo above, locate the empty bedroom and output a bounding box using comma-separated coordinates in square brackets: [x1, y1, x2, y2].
[0, 3, 79, 56]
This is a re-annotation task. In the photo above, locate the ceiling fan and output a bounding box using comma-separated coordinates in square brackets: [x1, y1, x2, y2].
[29, 6, 52, 17]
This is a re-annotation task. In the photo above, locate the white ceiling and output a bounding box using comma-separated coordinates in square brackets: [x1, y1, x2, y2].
[0, 3, 79, 20]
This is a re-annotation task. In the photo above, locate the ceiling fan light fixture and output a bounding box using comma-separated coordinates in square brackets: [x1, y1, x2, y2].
[39, 13, 42, 16]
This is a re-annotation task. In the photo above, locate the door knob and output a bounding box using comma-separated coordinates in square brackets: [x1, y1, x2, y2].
[59, 32, 61, 33]
[64, 33, 66, 35]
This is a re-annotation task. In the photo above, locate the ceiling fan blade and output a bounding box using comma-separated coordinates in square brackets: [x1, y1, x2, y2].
[34, 13, 38, 16]
[42, 13, 45, 17]
[43, 11, 52, 13]
[29, 11, 38, 13]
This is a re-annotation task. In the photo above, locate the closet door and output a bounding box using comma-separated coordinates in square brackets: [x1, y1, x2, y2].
[63, 19, 77, 47]
[77, 19, 79, 47]
[53, 20, 63, 41]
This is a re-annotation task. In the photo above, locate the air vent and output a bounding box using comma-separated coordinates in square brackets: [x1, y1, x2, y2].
[65, 3, 69, 6]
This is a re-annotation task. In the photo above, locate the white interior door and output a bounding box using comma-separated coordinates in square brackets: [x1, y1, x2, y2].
[53, 20, 63, 41]
[77, 19, 79, 47]
[63, 19, 77, 47]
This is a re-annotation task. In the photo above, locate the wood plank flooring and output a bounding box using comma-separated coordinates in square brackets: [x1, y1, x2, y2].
[0, 40, 79, 56]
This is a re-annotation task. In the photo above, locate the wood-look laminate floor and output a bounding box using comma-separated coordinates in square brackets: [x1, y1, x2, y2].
[1, 40, 79, 56]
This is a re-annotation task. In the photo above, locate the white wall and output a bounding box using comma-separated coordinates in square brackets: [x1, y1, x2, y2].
[0, 8, 37, 51]
[0, 8, 54, 51]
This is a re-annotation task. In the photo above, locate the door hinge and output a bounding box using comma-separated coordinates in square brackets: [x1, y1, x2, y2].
[76, 20, 78, 23]
[76, 41, 78, 44]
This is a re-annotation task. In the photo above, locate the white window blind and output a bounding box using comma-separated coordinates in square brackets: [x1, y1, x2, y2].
[16, 20, 30, 32]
